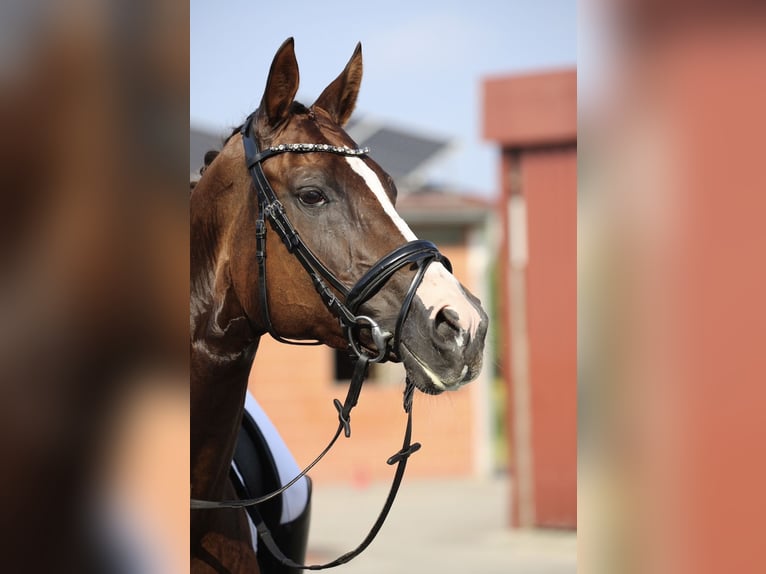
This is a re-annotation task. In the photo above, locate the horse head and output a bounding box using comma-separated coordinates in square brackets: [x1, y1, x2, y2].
[192, 38, 487, 395]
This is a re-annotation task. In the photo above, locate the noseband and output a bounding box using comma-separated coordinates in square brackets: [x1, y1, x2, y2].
[191, 113, 453, 570]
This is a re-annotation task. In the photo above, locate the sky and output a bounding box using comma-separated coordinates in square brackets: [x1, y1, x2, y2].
[190, 0, 576, 197]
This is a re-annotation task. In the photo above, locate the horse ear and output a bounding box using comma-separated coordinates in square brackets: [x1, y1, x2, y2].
[312, 42, 363, 127]
[259, 37, 300, 129]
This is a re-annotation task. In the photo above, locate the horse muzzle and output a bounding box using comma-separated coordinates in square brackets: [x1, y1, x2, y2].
[398, 295, 488, 395]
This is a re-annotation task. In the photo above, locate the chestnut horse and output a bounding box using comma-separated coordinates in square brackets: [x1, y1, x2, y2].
[191, 38, 488, 573]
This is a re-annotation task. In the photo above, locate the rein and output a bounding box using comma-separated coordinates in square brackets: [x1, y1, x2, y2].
[191, 113, 451, 570]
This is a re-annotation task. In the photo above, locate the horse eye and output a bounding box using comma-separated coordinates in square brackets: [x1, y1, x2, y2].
[298, 189, 327, 206]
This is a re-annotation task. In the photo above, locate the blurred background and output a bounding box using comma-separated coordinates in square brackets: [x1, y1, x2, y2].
[0, 0, 189, 572]
[191, 1, 576, 573]
[2, 0, 764, 572]
[578, 2, 766, 574]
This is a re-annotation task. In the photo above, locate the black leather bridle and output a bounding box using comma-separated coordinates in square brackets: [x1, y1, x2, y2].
[239, 113, 450, 361]
[191, 113, 453, 570]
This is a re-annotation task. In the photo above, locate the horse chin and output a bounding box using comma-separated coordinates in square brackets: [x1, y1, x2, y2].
[399, 342, 473, 396]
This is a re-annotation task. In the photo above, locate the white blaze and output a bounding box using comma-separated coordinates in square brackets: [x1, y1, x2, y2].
[345, 157, 417, 241]
[345, 157, 482, 343]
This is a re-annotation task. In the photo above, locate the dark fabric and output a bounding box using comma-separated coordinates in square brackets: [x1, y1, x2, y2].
[230, 410, 312, 573]
[231, 410, 283, 530]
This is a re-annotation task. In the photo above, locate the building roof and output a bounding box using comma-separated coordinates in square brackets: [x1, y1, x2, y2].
[397, 187, 493, 226]
[345, 118, 449, 189]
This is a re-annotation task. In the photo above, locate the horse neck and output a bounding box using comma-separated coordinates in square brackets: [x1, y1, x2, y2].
[190, 341, 257, 499]
[190, 343, 259, 560]
[190, 172, 259, 501]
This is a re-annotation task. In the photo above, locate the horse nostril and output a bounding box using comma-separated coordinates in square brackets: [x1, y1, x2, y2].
[434, 306, 463, 339]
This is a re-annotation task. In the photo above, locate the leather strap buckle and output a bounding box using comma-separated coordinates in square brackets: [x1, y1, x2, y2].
[386, 442, 421, 465]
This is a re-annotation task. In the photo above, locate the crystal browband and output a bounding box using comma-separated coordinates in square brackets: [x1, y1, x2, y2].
[268, 143, 369, 155]
[247, 142, 371, 167]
